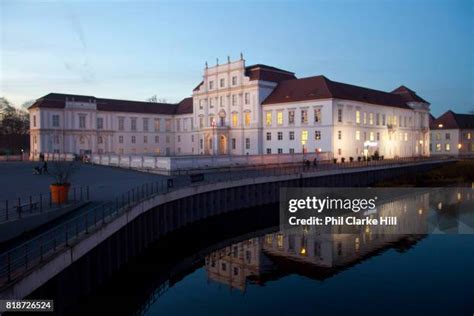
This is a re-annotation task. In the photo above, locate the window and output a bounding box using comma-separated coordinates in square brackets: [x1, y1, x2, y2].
[338, 131, 342, 140]
[363, 112, 367, 125]
[232, 138, 236, 150]
[131, 118, 137, 131]
[118, 117, 124, 131]
[220, 78, 225, 88]
[369, 132, 374, 141]
[277, 111, 283, 125]
[266, 112, 272, 126]
[369, 113, 374, 125]
[144, 136, 148, 143]
[315, 131, 321, 140]
[301, 130, 308, 142]
[277, 132, 283, 140]
[314, 108, 322, 123]
[52, 115, 60, 127]
[289, 131, 295, 140]
[154, 119, 160, 131]
[377, 132, 380, 141]
[143, 118, 149, 131]
[199, 100, 203, 110]
[98, 136, 103, 144]
[245, 138, 250, 150]
[232, 95, 237, 106]
[79, 115, 86, 129]
[355, 130, 360, 140]
[266, 148, 272, 154]
[54, 135, 60, 144]
[337, 108, 343, 123]
[356, 110, 361, 124]
[209, 98, 214, 108]
[445, 133, 450, 140]
[376, 113, 380, 126]
[209, 116, 215, 127]
[289, 148, 295, 154]
[245, 93, 250, 104]
[445, 143, 451, 151]
[209, 80, 214, 89]
[404, 133, 408, 141]
[301, 109, 308, 124]
[119, 136, 123, 144]
[155, 136, 159, 143]
[338, 148, 342, 155]
[220, 116, 225, 126]
[288, 110, 295, 125]
[244, 112, 251, 127]
[165, 119, 171, 131]
[220, 96, 224, 107]
[382, 114, 386, 126]
[232, 113, 238, 127]
[177, 135, 180, 142]
[131, 136, 136, 143]
[97, 117, 103, 129]
[166, 136, 170, 143]
[467, 132, 472, 140]
[436, 143, 441, 152]
[278, 148, 283, 154]
[33, 115, 37, 127]
[232, 76, 237, 85]
[435, 132, 441, 141]
[266, 132, 272, 141]
[393, 115, 397, 126]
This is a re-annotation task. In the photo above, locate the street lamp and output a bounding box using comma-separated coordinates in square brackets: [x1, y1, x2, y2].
[301, 139, 306, 162]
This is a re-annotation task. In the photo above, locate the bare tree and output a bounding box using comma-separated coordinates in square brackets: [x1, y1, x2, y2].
[146, 94, 167, 103]
[0, 97, 30, 154]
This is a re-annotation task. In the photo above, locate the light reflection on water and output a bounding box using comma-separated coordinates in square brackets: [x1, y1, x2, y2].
[143, 188, 474, 316]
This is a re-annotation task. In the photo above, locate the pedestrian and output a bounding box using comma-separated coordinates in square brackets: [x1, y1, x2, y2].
[42, 161, 48, 174]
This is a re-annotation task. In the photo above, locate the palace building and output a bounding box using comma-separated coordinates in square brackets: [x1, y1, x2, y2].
[29, 55, 431, 160]
[430, 111, 474, 157]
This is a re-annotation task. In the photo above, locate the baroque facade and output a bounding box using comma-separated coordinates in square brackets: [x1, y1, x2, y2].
[429, 111, 474, 157]
[29, 55, 430, 159]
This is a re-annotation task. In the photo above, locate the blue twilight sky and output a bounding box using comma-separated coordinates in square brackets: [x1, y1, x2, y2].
[0, 0, 472, 116]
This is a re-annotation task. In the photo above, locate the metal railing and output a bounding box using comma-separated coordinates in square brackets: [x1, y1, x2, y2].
[0, 186, 90, 223]
[0, 156, 454, 288]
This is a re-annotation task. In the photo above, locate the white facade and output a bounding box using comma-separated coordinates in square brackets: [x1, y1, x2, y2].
[29, 56, 431, 160]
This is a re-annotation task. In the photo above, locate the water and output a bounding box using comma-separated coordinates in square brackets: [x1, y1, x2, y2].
[30, 190, 474, 316]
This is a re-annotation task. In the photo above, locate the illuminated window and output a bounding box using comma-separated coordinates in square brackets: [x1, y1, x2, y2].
[445, 143, 451, 151]
[232, 113, 238, 127]
[404, 133, 408, 141]
[369, 113, 374, 125]
[467, 133, 472, 140]
[369, 132, 374, 141]
[244, 112, 251, 127]
[277, 111, 283, 125]
[301, 130, 308, 142]
[277, 234, 284, 249]
[363, 112, 367, 124]
[355, 130, 360, 140]
[266, 112, 272, 126]
[436, 143, 441, 152]
[435, 132, 441, 141]
[356, 110, 361, 124]
[393, 115, 397, 126]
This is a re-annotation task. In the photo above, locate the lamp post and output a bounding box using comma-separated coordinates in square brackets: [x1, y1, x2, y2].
[301, 139, 306, 162]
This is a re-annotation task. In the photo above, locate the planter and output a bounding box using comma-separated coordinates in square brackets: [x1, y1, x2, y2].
[50, 183, 70, 204]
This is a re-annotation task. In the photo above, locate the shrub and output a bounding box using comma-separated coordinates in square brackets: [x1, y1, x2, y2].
[349, 157, 354, 162]
[333, 158, 337, 164]
[341, 157, 345, 163]
[357, 156, 362, 162]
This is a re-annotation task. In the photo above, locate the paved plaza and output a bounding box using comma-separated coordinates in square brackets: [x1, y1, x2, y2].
[0, 162, 169, 202]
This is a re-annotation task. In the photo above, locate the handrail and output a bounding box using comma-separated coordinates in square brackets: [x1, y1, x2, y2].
[0, 157, 455, 288]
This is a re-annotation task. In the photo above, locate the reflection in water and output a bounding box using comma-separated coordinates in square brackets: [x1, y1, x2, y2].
[32, 190, 474, 316]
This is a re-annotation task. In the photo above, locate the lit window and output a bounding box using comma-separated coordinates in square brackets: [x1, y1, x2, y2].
[355, 130, 360, 140]
[363, 112, 367, 125]
[277, 111, 283, 125]
[232, 113, 238, 127]
[404, 133, 408, 141]
[301, 130, 308, 142]
[436, 143, 441, 152]
[244, 112, 251, 127]
[445, 143, 451, 151]
[266, 112, 272, 126]
[369, 132, 374, 141]
[356, 110, 361, 124]
[369, 113, 374, 125]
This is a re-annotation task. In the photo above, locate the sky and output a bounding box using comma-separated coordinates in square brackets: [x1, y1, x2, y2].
[0, 0, 472, 116]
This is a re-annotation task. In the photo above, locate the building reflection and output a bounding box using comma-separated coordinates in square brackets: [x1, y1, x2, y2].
[205, 188, 474, 291]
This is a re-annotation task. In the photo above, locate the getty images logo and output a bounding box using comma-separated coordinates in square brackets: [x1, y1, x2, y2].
[288, 196, 378, 213]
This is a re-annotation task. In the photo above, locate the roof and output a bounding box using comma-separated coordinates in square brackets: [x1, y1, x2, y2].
[430, 110, 474, 129]
[29, 93, 193, 115]
[262, 75, 428, 109]
[245, 64, 296, 83]
[391, 85, 429, 104]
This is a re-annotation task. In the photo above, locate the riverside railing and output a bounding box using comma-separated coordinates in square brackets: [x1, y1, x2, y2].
[0, 186, 90, 223]
[0, 156, 454, 288]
